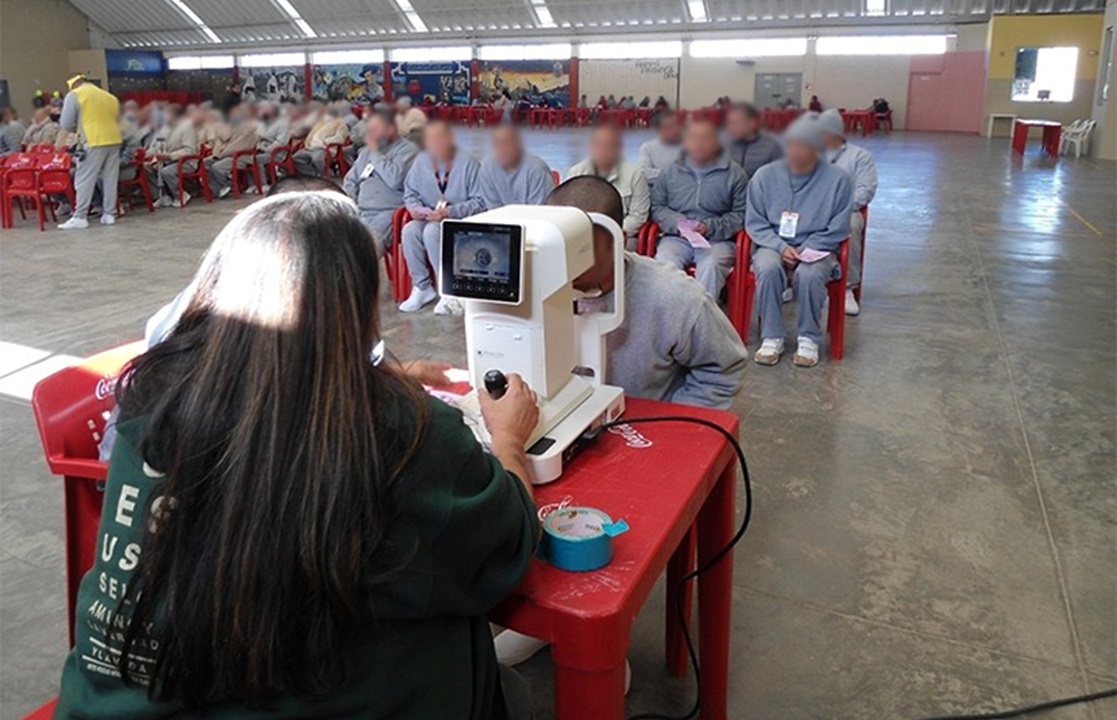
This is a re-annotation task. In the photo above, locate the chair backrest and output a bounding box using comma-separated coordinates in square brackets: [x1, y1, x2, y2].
[36, 152, 72, 172]
[31, 342, 145, 476]
[3, 153, 37, 190]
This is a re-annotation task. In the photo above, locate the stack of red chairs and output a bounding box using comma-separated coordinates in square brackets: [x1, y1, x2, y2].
[1, 152, 75, 232]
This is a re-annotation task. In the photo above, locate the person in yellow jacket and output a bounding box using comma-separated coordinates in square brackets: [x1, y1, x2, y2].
[58, 74, 122, 230]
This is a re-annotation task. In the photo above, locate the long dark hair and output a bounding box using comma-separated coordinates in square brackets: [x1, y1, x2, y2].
[115, 192, 428, 708]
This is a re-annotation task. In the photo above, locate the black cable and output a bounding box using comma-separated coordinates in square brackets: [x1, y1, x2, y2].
[581, 417, 1117, 720]
[582, 415, 754, 720]
[913, 687, 1117, 720]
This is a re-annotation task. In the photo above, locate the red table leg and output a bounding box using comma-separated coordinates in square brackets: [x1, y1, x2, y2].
[696, 464, 736, 720]
[553, 661, 627, 720]
[665, 525, 696, 677]
[1011, 120, 1028, 155]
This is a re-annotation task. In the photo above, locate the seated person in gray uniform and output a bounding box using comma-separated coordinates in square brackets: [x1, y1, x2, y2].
[819, 108, 878, 317]
[398, 121, 485, 316]
[637, 110, 683, 189]
[208, 104, 261, 199]
[342, 108, 420, 254]
[726, 103, 783, 178]
[651, 118, 749, 300]
[147, 106, 201, 208]
[747, 113, 852, 368]
[254, 102, 291, 186]
[478, 124, 553, 208]
[493, 175, 749, 666]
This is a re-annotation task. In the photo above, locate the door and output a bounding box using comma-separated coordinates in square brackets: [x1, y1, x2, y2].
[754, 73, 802, 109]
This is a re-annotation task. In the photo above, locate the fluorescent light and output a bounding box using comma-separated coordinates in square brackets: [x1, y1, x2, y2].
[392, 0, 428, 32]
[478, 43, 570, 61]
[164, 0, 222, 43]
[311, 49, 384, 64]
[687, 0, 708, 22]
[580, 41, 683, 60]
[690, 38, 808, 58]
[535, 7, 555, 27]
[816, 34, 948, 55]
[269, 0, 316, 38]
[294, 19, 316, 37]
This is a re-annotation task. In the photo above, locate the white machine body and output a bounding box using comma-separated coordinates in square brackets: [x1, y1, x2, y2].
[440, 205, 626, 484]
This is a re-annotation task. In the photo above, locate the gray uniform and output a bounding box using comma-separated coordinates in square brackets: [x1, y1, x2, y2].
[478, 153, 553, 209]
[207, 123, 261, 196]
[746, 160, 852, 344]
[728, 132, 783, 178]
[401, 150, 485, 291]
[651, 154, 749, 299]
[0, 121, 26, 156]
[637, 138, 680, 187]
[581, 252, 746, 409]
[827, 142, 877, 289]
[147, 121, 199, 198]
[342, 137, 420, 251]
[255, 116, 291, 183]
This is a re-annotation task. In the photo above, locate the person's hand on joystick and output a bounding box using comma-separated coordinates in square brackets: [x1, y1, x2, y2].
[479, 372, 539, 495]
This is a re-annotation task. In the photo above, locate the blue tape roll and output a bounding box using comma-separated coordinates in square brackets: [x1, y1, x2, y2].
[541, 507, 629, 572]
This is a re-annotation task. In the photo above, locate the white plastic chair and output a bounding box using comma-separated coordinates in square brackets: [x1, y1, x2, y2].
[1058, 120, 1084, 155]
[1060, 120, 1095, 158]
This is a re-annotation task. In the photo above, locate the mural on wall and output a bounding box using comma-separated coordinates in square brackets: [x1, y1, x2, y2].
[477, 60, 570, 107]
[311, 63, 386, 104]
[392, 62, 470, 104]
[242, 66, 305, 103]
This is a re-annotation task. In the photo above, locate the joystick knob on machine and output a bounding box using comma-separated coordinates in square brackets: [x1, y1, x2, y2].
[483, 369, 508, 400]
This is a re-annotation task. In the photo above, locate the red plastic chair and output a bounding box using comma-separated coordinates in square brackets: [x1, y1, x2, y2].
[2, 153, 46, 231]
[36, 152, 75, 222]
[551, 170, 561, 187]
[389, 207, 413, 302]
[175, 145, 213, 207]
[738, 232, 850, 360]
[30, 341, 146, 644]
[323, 140, 351, 179]
[265, 140, 302, 184]
[118, 147, 155, 213]
[230, 148, 263, 199]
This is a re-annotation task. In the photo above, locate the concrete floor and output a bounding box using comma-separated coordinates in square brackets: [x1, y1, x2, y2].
[0, 128, 1114, 720]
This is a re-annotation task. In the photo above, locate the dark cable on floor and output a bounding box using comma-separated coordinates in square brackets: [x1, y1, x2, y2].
[583, 415, 754, 720]
[913, 687, 1117, 720]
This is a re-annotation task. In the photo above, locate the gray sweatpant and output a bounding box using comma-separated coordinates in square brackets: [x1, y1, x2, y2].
[73, 145, 121, 220]
[293, 147, 326, 176]
[208, 155, 258, 196]
[655, 235, 736, 299]
[402, 219, 441, 290]
[753, 247, 839, 344]
[848, 209, 864, 289]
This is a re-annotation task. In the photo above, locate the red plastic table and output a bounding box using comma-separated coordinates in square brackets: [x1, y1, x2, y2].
[491, 397, 740, 720]
[1011, 118, 1062, 157]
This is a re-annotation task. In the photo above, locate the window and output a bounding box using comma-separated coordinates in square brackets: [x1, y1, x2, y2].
[167, 55, 235, 70]
[1012, 47, 1078, 103]
[579, 41, 683, 60]
[689, 38, 808, 58]
[239, 52, 306, 67]
[478, 44, 571, 61]
[815, 34, 948, 55]
[311, 50, 384, 65]
[391, 46, 471, 62]
[865, 0, 887, 16]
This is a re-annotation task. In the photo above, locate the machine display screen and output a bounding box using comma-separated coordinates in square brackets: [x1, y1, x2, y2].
[440, 221, 524, 303]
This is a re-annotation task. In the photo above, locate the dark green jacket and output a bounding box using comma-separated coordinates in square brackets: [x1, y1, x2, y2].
[55, 396, 536, 719]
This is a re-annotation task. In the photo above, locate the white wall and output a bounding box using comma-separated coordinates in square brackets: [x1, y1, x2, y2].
[1092, 0, 1116, 159]
[579, 59, 680, 105]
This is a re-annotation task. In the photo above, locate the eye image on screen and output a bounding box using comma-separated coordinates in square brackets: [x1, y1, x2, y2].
[453, 230, 512, 280]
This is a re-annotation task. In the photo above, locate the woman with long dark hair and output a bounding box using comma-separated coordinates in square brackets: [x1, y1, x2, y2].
[55, 191, 540, 719]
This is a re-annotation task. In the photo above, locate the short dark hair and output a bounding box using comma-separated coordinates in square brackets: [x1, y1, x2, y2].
[268, 176, 346, 196]
[652, 111, 675, 128]
[546, 176, 624, 227]
[730, 103, 759, 121]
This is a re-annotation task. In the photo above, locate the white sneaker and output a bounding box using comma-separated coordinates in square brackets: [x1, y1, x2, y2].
[793, 336, 820, 367]
[781, 287, 794, 303]
[153, 196, 173, 209]
[398, 285, 437, 313]
[753, 338, 784, 366]
[259, 184, 271, 195]
[100, 214, 115, 226]
[57, 216, 88, 230]
[178, 192, 192, 208]
[845, 289, 860, 316]
[218, 186, 233, 199]
[433, 297, 463, 316]
[494, 630, 548, 666]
